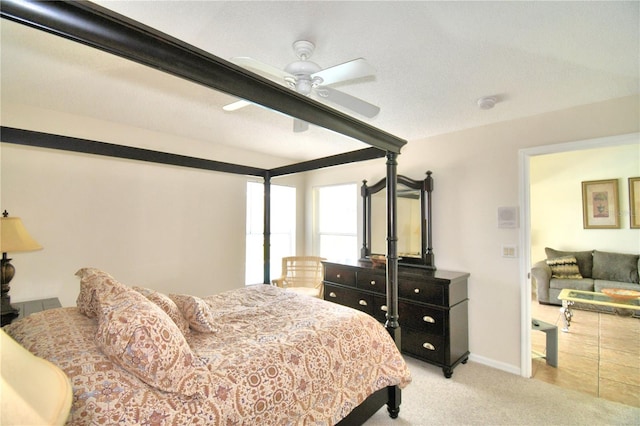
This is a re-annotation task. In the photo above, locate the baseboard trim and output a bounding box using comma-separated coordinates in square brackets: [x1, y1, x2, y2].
[468, 353, 521, 376]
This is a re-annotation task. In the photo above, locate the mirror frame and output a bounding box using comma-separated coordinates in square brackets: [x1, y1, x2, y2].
[361, 171, 435, 269]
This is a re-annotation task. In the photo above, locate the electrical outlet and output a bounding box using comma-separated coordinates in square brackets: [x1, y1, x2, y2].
[502, 245, 518, 258]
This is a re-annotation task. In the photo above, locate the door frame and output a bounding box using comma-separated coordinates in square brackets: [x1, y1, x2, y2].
[518, 132, 639, 377]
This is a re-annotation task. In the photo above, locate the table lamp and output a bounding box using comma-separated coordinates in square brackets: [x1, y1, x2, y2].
[1, 210, 42, 326]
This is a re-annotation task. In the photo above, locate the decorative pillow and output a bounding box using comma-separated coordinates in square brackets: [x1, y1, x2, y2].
[133, 287, 190, 335]
[75, 268, 129, 318]
[592, 250, 640, 284]
[545, 248, 593, 278]
[546, 256, 583, 279]
[95, 289, 207, 396]
[169, 294, 219, 333]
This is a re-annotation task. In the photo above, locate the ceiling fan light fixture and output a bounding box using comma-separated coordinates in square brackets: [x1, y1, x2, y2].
[477, 96, 497, 110]
[296, 78, 313, 95]
[284, 76, 297, 89]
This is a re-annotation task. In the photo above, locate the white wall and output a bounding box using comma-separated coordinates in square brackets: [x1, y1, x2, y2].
[530, 143, 640, 264]
[306, 94, 640, 372]
[1, 105, 305, 307]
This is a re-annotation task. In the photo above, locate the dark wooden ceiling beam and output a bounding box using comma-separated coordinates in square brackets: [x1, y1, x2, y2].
[0, 0, 407, 154]
[0, 127, 267, 177]
[270, 148, 386, 177]
[0, 127, 387, 178]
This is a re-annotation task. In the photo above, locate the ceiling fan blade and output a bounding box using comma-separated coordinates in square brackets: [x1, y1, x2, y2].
[312, 58, 375, 86]
[222, 99, 252, 112]
[320, 86, 380, 118]
[293, 119, 309, 133]
[230, 57, 292, 82]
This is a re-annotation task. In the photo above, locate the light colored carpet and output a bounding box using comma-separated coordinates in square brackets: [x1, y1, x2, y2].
[365, 356, 640, 425]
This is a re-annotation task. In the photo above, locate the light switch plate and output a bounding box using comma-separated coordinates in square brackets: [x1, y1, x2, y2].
[502, 245, 518, 258]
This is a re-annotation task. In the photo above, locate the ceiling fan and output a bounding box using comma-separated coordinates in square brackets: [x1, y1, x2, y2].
[224, 40, 380, 132]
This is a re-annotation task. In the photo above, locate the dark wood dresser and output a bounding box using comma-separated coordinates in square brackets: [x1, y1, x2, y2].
[323, 260, 469, 378]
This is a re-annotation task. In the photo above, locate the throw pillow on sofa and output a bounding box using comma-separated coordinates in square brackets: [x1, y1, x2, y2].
[546, 256, 583, 279]
[592, 250, 640, 284]
[545, 247, 593, 278]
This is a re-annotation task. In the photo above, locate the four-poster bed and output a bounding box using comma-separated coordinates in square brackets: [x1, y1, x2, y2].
[1, 0, 411, 424]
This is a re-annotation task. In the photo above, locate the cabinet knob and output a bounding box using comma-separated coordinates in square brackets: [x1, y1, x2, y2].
[370, 280, 376, 285]
[423, 342, 436, 351]
[359, 300, 368, 306]
[381, 305, 388, 312]
[336, 273, 341, 279]
[329, 292, 337, 298]
[423, 316, 435, 323]
[414, 288, 420, 294]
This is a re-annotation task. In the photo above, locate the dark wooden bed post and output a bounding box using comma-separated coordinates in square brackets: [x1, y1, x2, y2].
[385, 151, 400, 343]
[263, 172, 271, 285]
[424, 171, 434, 268]
[385, 151, 401, 419]
[360, 180, 370, 260]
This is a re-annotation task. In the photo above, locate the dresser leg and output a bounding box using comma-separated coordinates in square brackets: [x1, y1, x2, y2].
[443, 367, 453, 378]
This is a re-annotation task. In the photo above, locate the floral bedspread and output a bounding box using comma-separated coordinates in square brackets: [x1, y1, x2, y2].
[4, 285, 411, 425]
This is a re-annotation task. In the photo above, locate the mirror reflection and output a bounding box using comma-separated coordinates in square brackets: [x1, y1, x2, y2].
[371, 190, 422, 257]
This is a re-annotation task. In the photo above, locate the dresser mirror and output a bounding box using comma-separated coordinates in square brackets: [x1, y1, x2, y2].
[361, 172, 435, 269]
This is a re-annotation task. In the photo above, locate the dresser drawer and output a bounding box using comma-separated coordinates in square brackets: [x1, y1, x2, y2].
[324, 284, 373, 315]
[398, 279, 444, 305]
[374, 299, 445, 335]
[324, 266, 356, 287]
[357, 270, 386, 293]
[399, 301, 445, 335]
[373, 295, 389, 323]
[401, 328, 445, 364]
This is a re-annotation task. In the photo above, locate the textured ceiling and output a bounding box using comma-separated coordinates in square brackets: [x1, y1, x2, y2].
[1, 1, 638, 164]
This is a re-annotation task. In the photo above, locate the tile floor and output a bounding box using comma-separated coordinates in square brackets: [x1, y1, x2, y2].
[531, 298, 640, 408]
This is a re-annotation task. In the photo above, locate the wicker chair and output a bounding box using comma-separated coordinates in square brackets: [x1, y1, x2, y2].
[271, 256, 326, 298]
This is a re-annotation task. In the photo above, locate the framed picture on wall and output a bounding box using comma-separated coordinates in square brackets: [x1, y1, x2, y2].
[629, 177, 640, 229]
[581, 179, 619, 229]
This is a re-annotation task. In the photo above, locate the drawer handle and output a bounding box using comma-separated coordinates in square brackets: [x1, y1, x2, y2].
[336, 273, 341, 279]
[423, 342, 436, 351]
[329, 292, 337, 298]
[414, 288, 420, 294]
[381, 305, 388, 312]
[359, 300, 368, 306]
[423, 316, 435, 323]
[370, 280, 376, 285]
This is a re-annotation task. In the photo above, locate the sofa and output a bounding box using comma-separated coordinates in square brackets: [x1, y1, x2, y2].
[532, 247, 640, 306]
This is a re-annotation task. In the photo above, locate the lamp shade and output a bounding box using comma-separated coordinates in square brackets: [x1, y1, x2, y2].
[0, 217, 42, 253]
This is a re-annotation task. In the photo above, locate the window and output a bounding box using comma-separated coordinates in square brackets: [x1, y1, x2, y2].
[315, 183, 358, 263]
[245, 182, 296, 284]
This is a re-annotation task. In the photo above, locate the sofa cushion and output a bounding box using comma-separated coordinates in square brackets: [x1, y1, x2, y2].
[546, 256, 582, 279]
[545, 248, 593, 278]
[592, 251, 639, 284]
[594, 280, 640, 293]
[550, 277, 594, 292]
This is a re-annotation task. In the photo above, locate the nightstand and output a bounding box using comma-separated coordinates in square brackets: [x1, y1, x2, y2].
[2, 298, 61, 326]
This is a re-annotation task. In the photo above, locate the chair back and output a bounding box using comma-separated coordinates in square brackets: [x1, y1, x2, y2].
[273, 256, 326, 297]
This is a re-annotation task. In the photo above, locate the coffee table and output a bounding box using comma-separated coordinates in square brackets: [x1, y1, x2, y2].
[557, 288, 640, 332]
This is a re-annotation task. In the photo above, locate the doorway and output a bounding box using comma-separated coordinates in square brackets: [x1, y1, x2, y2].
[519, 132, 639, 378]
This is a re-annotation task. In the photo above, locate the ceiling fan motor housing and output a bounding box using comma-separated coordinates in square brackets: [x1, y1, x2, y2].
[284, 60, 322, 94]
